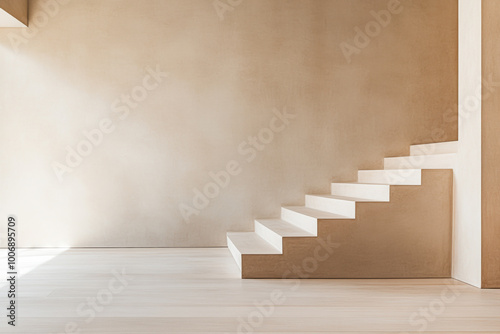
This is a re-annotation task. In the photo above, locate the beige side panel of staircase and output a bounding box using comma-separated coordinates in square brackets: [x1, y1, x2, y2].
[482, 0, 500, 289]
[241, 170, 453, 279]
[0, 0, 27, 26]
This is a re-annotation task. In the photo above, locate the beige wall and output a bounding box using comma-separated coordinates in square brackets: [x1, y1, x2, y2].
[482, 0, 500, 289]
[0, 0, 457, 247]
[0, 0, 28, 26]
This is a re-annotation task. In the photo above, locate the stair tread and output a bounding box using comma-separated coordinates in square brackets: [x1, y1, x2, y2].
[331, 182, 391, 201]
[331, 182, 390, 186]
[357, 169, 422, 185]
[331, 182, 392, 189]
[410, 141, 458, 156]
[227, 232, 281, 254]
[283, 206, 353, 219]
[306, 194, 380, 202]
[359, 168, 422, 172]
[256, 219, 315, 237]
[384, 153, 456, 170]
[385, 153, 457, 159]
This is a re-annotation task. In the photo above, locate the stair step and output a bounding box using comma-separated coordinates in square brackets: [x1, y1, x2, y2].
[313, 195, 380, 202]
[305, 195, 357, 217]
[281, 206, 352, 235]
[384, 153, 456, 170]
[331, 183, 390, 201]
[410, 141, 458, 156]
[305, 194, 385, 216]
[255, 219, 314, 252]
[358, 169, 422, 185]
[227, 232, 281, 269]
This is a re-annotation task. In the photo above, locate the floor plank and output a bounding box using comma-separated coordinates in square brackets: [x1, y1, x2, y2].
[0, 248, 499, 333]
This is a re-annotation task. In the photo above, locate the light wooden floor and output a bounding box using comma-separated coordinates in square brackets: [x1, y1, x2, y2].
[1, 248, 499, 333]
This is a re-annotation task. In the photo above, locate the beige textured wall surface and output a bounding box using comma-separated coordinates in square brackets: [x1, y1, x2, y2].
[0, 0, 28, 26]
[482, 0, 500, 289]
[0, 0, 457, 247]
[454, 0, 482, 288]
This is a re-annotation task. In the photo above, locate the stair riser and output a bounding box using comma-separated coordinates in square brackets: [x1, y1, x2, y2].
[384, 154, 456, 170]
[331, 184, 390, 201]
[281, 208, 317, 235]
[254, 221, 283, 252]
[305, 195, 355, 218]
[357, 169, 421, 185]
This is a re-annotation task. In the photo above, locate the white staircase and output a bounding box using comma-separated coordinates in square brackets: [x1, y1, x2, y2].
[227, 141, 457, 278]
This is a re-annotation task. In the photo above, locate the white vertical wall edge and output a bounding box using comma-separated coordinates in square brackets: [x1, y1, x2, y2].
[454, 0, 482, 288]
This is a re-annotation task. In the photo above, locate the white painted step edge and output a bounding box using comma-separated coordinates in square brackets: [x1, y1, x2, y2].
[357, 169, 422, 185]
[227, 232, 281, 269]
[281, 206, 352, 235]
[305, 195, 356, 217]
[410, 141, 458, 156]
[384, 153, 457, 170]
[254, 219, 313, 252]
[227, 234, 242, 269]
[281, 207, 319, 235]
[331, 183, 391, 201]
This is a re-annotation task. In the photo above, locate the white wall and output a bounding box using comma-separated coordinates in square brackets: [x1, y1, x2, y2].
[453, 0, 482, 288]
